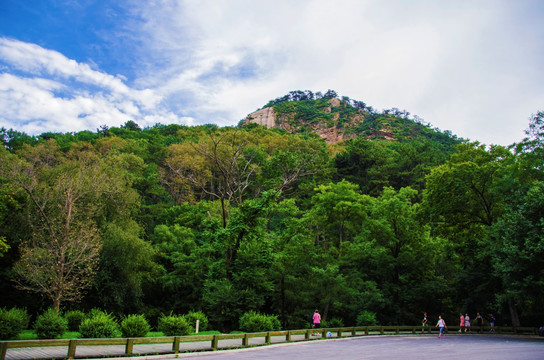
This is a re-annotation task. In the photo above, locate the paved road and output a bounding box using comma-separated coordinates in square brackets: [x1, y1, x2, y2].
[5, 334, 544, 360]
[131, 335, 544, 360]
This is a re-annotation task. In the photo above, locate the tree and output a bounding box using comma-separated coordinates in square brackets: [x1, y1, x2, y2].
[423, 142, 510, 231]
[121, 120, 142, 132]
[90, 220, 159, 314]
[363, 187, 441, 324]
[1, 142, 131, 312]
[490, 181, 544, 326]
[513, 111, 544, 181]
[422, 142, 512, 321]
[334, 139, 396, 196]
[166, 128, 258, 227]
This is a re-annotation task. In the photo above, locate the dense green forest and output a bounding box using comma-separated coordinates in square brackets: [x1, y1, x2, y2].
[0, 94, 542, 332]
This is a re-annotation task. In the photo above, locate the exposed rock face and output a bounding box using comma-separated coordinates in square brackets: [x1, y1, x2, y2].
[243, 98, 367, 144]
[245, 107, 277, 128]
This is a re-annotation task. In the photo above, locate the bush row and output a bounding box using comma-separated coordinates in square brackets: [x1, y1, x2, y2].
[0, 307, 374, 340]
[0, 308, 209, 340]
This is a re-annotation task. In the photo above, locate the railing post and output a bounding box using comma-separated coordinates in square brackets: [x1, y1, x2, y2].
[286, 331, 292, 342]
[305, 329, 311, 340]
[0, 342, 7, 360]
[172, 336, 180, 353]
[126, 338, 134, 355]
[351, 327, 356, 336]
[243, 334, 249, 347]
[364, 327, 369, 335]
[396, 327, 399, 335]
[212, 335, 219, 351]
[67, 339, 77, 360]
[265, 332, 271, 344]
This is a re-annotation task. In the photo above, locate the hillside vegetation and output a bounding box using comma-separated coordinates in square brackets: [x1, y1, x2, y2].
[0, 92, 542, 331]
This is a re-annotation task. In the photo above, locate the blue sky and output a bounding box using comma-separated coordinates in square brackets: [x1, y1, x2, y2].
[1, 0, 543, 146]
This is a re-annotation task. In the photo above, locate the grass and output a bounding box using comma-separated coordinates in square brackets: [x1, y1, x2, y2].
[18, 330, 81, 340]
[16, 329, 222, 340]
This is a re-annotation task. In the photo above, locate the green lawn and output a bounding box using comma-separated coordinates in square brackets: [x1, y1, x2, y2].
[16, 329, 221, 340]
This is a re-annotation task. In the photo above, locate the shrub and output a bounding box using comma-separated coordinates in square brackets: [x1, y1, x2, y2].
[239, 311, 281, 333]
[10, 307, 31, 330]
[79, 311, 119, 338]
[0, 307, 29, 340]
[184, 311, 209, 332]
[65, 310, 86, 331]
[121, 314, 150, 338]
[86, 308, 107, 319]
[356, 311, 377, 326]
[34, 308, 67, 339]
[158, 314, 193, 336]
[322, 317, 344, 328]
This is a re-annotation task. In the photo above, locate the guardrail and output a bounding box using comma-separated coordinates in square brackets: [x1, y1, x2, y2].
[0, 325, 538, 360]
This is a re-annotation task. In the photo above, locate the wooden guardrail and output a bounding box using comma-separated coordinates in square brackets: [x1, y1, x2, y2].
[0, 325, 538, 360]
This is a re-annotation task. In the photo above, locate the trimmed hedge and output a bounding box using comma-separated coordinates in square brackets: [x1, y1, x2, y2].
[34, 308, 67, 339]
[0, 307, 29, 340]
[158, 314, 193, 336]
[184, 311, 209, 332]
[239, 311, 281, 333]
[79, 311, 119, 338]
[121, 314, 150, 338]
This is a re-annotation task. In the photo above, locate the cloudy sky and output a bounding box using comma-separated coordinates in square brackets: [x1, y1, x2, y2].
[1, 0, 543, 146]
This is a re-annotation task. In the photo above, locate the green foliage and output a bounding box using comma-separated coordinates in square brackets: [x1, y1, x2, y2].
[158, 314, 193, 336]
[121, 314, 151, 337]
[34, 308, 67, 339]
[356, 311, 377, 326]
[1, 95, 542, 331]
[0, 307, 29, 339]
[322, 317, 343, 328]
[79, 311, 119, 338]
[239, 311, 281, 333]
[490, 181, 544, 325]
[184, 311, 209, 332]
[92, 220, 159, 314]
[65, 310, 86, 331]
[0, 236, 8, 256]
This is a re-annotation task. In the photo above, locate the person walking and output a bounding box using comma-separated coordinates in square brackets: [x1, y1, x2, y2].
[436, 315, 447, 338]
[489, 314, 496, 333]
[421, 312, 428, 333]
[459, 313, 465, 333]
[476, 312, 484, 333]
[464, 313, 471, 333]
[312, 310, 321, 336]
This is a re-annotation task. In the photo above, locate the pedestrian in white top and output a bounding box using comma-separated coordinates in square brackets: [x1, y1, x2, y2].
[436, 315, 447, 338]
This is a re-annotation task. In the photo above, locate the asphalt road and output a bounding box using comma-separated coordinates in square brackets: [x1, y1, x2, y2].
[149, 335, 544, 360]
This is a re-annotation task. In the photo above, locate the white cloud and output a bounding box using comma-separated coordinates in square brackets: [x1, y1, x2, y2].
[127, 0, 544, 145]
[0, 37, 191, 134]
[1, 1, 543, 145]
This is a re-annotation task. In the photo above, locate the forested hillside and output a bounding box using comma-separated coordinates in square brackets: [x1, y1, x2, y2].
[0, 94, 542, 331]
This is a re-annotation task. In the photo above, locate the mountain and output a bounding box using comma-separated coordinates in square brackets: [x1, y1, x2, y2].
[241, 90, 460, 148]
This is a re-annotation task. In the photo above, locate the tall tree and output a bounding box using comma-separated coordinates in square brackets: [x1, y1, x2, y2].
[166, 128, 258, 227]
[1, 142, 131, 311]
[422, 142, 512, 321]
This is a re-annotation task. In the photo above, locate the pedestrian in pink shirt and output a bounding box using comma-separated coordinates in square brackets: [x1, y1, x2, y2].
[312, 310, 321, 336]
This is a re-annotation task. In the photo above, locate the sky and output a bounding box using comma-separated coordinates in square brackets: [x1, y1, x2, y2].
[1, 0, 543, 146]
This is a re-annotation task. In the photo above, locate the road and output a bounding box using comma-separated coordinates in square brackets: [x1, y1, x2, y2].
[142, 335, 544, 360]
